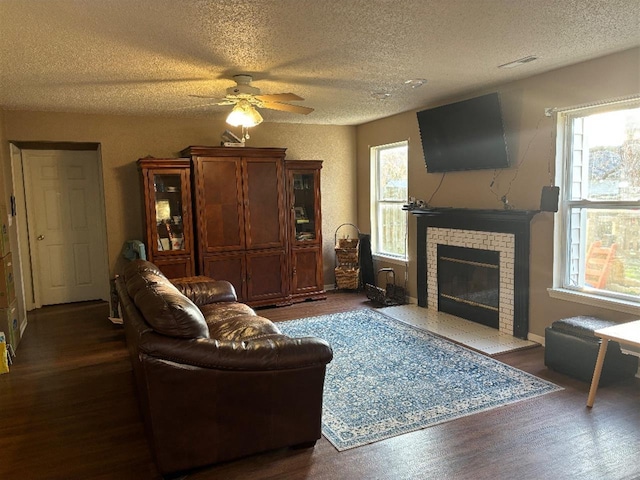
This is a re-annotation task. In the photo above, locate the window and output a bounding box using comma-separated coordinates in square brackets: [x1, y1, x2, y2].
[556, 99, 640, 306]
[370, 141, 408, 260]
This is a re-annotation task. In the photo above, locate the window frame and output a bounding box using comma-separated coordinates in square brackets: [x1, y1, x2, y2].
[550, 98, 640, 314]
[370, 140, 409, 262]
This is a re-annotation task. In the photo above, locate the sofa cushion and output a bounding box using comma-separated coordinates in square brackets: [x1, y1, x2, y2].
[126, 269, 170, 300]
[207, 314, 281, 341]
[171, 276, 239, 305]
[124, 259, 165, 278]
[200, 302, 257, 325]
[131, 278, 210, 339]
[123, 259, 172, 299]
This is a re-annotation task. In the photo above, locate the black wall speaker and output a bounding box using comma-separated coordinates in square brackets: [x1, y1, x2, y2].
[540, 186, 559, 212]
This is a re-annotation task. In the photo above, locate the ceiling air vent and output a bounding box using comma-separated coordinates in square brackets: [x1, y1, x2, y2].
[498, 55, 539, 69]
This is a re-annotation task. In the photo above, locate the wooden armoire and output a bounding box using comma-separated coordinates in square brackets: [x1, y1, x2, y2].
[173, 146, 325, 307]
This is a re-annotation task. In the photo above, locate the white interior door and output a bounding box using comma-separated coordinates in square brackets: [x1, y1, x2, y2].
[23, 149, 109, 306]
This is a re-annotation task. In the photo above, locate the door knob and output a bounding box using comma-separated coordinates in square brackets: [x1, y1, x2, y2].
[37, 235, 45, 240]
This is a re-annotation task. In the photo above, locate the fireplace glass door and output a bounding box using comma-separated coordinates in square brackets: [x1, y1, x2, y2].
[437, 244, 500, 329]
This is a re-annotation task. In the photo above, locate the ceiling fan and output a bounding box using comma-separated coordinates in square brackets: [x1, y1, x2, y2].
[191, 74, 314, 122]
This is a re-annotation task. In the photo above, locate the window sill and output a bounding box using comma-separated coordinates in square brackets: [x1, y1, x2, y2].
[372, 254, 408, 267]
[547, 288, 640, 315]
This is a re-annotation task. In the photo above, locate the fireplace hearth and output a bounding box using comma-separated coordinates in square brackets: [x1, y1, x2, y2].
[409, 208, 538, 339]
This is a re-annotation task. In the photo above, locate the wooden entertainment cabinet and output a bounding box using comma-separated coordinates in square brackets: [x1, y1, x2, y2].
[138, 147, 325, 308]
[138, 157, 195, 278]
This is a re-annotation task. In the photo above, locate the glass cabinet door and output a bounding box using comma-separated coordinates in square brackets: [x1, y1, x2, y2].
[285, 160, 325, 302]
[292, 172, 317, 243]
[152, 172, 186, 254]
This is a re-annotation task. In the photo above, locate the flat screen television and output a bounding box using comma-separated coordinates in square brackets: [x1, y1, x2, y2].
[417, 92, 509, 173]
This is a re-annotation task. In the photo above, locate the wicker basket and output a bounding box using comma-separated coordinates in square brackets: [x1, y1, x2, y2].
[334, 223, 361, 289]
[337, 238, 359, 249]
[335, 266, 360, 290]
[335, 238, 359, 264]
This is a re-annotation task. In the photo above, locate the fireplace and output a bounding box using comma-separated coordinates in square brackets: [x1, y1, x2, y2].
[409, 208, 538, 339]
[437, 244, 500, 329]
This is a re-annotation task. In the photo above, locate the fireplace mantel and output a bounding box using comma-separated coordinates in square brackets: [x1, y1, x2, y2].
[410, 207, 539, 339]
[408, 207, 538, 229]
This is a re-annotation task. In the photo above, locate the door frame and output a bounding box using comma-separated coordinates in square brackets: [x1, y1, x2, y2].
[10, 142, 110, 310]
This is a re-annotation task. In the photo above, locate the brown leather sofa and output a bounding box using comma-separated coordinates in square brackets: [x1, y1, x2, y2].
[115, 260, 333, 477]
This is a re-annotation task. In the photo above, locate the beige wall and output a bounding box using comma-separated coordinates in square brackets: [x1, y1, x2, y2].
[2, 47, 638, 337]
[356, 47, 640, 337]
[1, 112, 357, 285]
[0, 110, 8, 206]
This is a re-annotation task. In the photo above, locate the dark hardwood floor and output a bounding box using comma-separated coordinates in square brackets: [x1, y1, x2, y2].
[1, 292, 638, 480]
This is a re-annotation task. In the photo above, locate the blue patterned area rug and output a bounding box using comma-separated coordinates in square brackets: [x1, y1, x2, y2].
[277, 309, 562, 451]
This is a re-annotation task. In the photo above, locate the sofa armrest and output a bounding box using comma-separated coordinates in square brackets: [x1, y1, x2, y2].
[171, 276, 238, 305]
[139, 333, 333, 371]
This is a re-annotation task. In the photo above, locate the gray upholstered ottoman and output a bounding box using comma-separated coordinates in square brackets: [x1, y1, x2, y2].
[544, 316, 638, 385]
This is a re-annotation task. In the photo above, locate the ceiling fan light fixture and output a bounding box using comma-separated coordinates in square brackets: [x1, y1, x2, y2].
[226, 99, 263, 127]
[404, 78, 427, 88]
[371, 92, 391, 100]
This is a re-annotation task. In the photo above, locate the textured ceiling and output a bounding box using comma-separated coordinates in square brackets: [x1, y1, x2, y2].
[0, 0, 639, 125]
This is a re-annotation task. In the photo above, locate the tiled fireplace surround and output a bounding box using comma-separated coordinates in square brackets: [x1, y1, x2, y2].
[412, 208, 538, 339]
[427, 228, 515, 335]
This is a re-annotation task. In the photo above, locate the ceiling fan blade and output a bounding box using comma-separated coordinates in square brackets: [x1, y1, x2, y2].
[255, 93, 304, 102]
[48, 77, 211, 87]
[261, 102, 314, 114]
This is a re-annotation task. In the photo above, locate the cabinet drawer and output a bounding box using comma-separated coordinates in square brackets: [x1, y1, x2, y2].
[153, 256, 194, 279]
